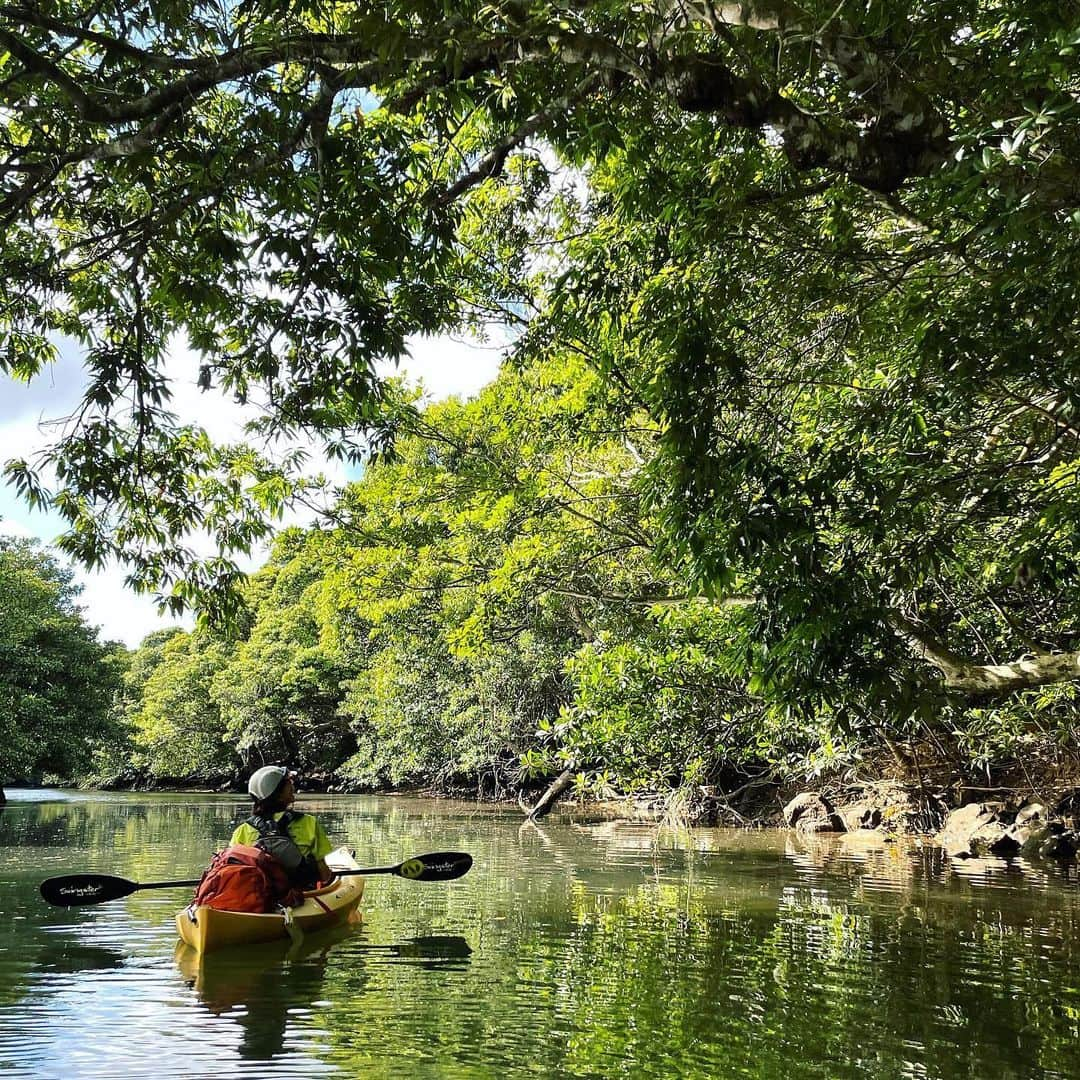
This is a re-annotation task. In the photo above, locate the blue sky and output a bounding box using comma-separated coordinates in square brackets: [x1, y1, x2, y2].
[0, 335, 502, 646]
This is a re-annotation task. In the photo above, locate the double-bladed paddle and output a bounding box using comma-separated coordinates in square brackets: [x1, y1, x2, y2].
[39, 851, 473, 907]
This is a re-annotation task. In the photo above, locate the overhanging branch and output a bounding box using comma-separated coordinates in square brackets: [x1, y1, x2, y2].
[888, 611, 1080, 694]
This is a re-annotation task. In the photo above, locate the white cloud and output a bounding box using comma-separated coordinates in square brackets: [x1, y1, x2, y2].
[385, 332, 504, 403]
[73, 564, 193, 646]
[0, 516, 35, 539]
[1, 330, 504, 647]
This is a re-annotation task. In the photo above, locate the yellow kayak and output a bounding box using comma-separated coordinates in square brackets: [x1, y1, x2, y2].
[176, 846, 364, 954]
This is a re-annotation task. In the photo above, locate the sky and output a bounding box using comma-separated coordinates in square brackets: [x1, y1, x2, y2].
[0, 335, 503, 647]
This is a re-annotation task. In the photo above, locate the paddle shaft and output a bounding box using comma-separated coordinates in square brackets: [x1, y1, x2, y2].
[40, 851, 472, 906]
[128, 867, 396, 891]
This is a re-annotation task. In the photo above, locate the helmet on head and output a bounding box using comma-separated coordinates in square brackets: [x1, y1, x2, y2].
[248, 765, 289, 801]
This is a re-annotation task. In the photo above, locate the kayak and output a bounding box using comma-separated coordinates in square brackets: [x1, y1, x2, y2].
[175, 846, 364, 955]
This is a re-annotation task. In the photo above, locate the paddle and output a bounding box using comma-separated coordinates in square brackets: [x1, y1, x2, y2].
[39, 851, 473, 907]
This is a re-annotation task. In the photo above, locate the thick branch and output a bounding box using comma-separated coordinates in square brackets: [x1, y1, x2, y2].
[666, 51, 950, 192]
[83, 102, 187, 162]
[888, 611, 1080, 694]
[0, 27, 97, 113]
[0, 6, 201, 69]
[2, 8, 952, 194]
[1, 28, 408, 124]
[524, 765, 577, 820]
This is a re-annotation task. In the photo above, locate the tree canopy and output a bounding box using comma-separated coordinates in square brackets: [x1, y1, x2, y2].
[106, 359, 787, 800]
[0, 537, 122, 792]
[102, 354, 1078, 807]
[3, 0, 1080, 733]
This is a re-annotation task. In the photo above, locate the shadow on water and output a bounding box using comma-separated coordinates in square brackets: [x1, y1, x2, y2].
[175, 928, 472, 1061]
[176, 924, 358, 1060]
[355, 933, 473, 970]
[35, 943, 127, 975]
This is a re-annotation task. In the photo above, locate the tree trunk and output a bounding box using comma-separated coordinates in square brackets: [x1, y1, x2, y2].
[0, 786, 6, 805]
[523, 767, 577, 821]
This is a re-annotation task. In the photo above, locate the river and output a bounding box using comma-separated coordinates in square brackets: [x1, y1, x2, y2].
[1, 790, 1079, 1078]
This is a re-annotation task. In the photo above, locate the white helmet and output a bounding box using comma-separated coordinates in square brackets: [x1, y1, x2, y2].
[248, 765, 289, 800]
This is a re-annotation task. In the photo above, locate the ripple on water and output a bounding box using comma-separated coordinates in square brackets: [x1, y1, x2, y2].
[7, 797, 1080, 1079]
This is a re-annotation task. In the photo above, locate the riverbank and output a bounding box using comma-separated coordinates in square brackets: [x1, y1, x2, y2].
[17, 757, 1080, 868]
[535, 762, 1080, 869]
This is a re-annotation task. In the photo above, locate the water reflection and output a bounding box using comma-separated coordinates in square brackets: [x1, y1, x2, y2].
[35, 943, 127, 975]
[176, 926, 356, 1061]
[6, 794, 1080, 1079]
[781, 826, 1080, 897]
[376, 934, 473, 968]
[176, 929, 472, 1063]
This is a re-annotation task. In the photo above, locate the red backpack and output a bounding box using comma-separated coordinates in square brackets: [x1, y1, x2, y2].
[191, 844, 302, 913]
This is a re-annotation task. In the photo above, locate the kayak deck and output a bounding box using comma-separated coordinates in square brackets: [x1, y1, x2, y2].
[175, 846, 364, 954]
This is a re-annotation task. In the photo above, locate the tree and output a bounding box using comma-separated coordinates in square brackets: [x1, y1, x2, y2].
[0, 536, 122, 796]
[128, 628, 239, 781]
[213, 544, 357, 775]
[318, 355, 666, 793]
[3, 1, 1079, 718]
[530, 33, 1080, 721]
[101, 336, 1080, 798]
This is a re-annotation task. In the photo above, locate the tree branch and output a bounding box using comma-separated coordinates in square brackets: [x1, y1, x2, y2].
[888, 611, 1080, 694]
[665, 49, 950, 192]
[0, 6, 202, 69]
[431, 82, 595, 208]
[0, 27, 97, 113]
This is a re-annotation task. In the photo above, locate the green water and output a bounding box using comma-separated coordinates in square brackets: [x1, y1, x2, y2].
[2, 791, 1080, 1079]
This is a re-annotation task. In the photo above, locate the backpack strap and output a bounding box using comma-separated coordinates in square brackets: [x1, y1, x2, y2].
[243, 812, 321, 888]
[245, 810, 305, 837]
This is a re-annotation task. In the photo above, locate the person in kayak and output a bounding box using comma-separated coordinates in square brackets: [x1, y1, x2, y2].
[230, 765, 335, 888]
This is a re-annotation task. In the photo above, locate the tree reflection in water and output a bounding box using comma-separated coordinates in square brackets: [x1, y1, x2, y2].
[175, 927, 472, 1061]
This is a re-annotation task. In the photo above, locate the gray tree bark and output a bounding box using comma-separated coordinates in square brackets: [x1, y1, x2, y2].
[889, 612, 1080, 694]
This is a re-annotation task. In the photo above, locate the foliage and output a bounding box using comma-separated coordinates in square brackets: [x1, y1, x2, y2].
[2, 2, 1077, 649]
[306, 355, 660, 792]
[337, 636, 551, 794]
[113, 357, 767, 796]
[109, 341, 1080, 797]
[0, 536, 122, 783]
[534, 604, 767, 794]
[7, 2, 1080, 794]
[213, 550, 356, 775]
[536, 91, 1080, 717]
[127, 629, 239, 780]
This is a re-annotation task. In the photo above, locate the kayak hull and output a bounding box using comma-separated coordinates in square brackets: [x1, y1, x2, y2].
[175, 846, 364, 954]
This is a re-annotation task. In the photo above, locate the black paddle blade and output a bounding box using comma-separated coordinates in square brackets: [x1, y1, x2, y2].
[395, 852, 473, 881]
[40, 874, 138, 907]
